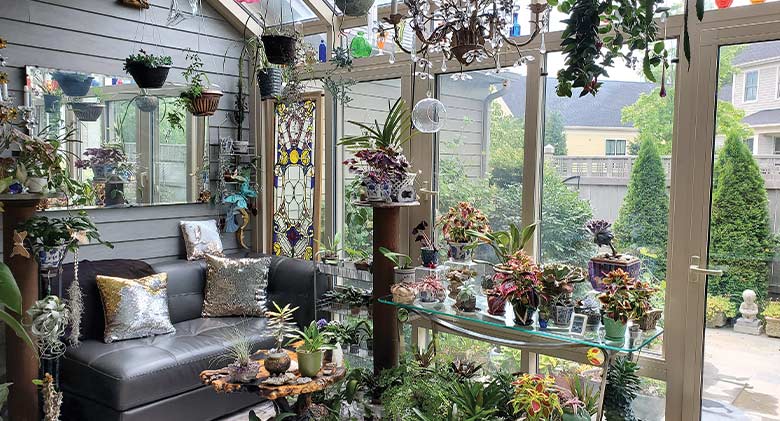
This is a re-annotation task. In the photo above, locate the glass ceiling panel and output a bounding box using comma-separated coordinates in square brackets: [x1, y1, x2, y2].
[325, 0, 392, 14]
[244, 0, 317, 25]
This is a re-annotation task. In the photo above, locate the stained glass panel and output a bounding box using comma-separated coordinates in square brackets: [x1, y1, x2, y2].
[272, 99, 319, 260]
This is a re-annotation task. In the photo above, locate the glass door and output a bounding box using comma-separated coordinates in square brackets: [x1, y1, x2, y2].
[682, 23, 780, 421]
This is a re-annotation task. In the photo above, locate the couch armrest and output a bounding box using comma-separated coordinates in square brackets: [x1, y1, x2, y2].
[266, 256, 326, 328]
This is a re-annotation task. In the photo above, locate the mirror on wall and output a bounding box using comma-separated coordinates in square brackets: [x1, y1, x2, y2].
[25, 66, 209, 209]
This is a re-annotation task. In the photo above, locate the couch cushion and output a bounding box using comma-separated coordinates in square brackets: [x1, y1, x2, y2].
[61, 317, 273, 411]
[151, 260, 207, 324]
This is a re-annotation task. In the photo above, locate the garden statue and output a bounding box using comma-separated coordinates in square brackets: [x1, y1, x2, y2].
[734, 289, 764, 335]
[585, 219, 641, 291]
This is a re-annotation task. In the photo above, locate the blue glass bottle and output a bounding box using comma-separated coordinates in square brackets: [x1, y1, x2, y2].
[318, 40, 327, 63]
[511, 13, 521, 37]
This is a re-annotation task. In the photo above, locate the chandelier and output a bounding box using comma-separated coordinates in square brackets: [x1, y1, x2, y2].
[383, 0, 550, 69]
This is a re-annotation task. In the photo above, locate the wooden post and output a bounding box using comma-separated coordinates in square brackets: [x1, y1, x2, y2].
[2, 197, 41, 421]
[372, 206, 401, 373]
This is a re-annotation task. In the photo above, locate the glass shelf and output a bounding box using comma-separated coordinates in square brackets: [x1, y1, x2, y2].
[378, 295, 663, 353]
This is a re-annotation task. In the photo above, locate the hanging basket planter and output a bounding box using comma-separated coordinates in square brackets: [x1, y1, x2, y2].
[257, 68, 283, 99]
[125, 62, 171, 89]
[334, 0, 376, 17]
[43, 94, 61, 113]
[186, 89, 222, 117]
[261, 35, 298, 66]
[70, 102, 105, 122]
[135, 95, 159, 112]
[53, 71, 94, 97]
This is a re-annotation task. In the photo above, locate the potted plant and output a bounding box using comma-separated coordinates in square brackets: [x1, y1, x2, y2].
[585, 220, 640, 291]
[69, 100, 104, 122]
[574, 295, 602, 331]
[334, 0, 376, 16]
[261, 28, 299, 66]
[603, 356, 641, 421]
[556, 374, 599, 421]
[291, 321, 334, 377]
[597, 269, 656, 342]
[339, 98, 416, 203]
[135, 95, 159, 112]
[468, 222, 536, 264]
[412, 220, 439, 268]
[539, 263, 587, 327]
[322, 320, 350, 354]
[124, 49, 172, 89]
[38, 78, 62, 113]
[486, 289, 507, 316]
[455, 284, 478, 313]
[438, 201, 491, 261]
[705, 295, 735, 328]
[52, 71, 94, 97]
[178, 52, 222, 117]
[342, 286, 371, 315]
[315, 232, 342, 265]
[264, 302, 298, 376]
[762, 301, 780, 338]
[17, 212, 111, 270]
[74, 146, 127, 180]
[413, 275, 446, 306]
[379, 247, 415, 283]
[494, 250, 543, 326]
[446, 267, 476, 301]
[346, 248, 371, 271]
[391, 282, 416, 304]
[510, 374, 563, 421]
[224, 330, 260, 383]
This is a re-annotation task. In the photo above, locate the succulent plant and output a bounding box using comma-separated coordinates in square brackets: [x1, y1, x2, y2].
[586, 219, 617, 256]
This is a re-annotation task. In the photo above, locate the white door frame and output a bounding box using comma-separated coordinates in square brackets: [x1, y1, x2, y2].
[673, 16, 780, 421]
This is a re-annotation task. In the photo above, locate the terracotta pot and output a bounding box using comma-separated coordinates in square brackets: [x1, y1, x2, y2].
[715, 0, 733, 8]
[265, 350, 291, 375]
[188, 89, 222, 117]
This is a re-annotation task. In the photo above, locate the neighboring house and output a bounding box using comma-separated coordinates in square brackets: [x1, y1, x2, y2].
[723, 41, 780, 154]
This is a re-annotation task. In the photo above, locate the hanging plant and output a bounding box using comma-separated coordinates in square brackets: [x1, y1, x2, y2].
[552, 0, 669, 97]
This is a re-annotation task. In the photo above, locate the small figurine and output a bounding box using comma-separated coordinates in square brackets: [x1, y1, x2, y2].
[734, 289, 764, 335]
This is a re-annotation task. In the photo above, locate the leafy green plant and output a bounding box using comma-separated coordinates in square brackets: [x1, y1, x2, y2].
[705, 295, 735, 324]
[604, 356, 641, 421]
[379, 247, 412, 269]
[338, 98, 414, 153]
[539, 263, 587, 306]
[510, 373, 563, 421]
[124, 49, 172, 70]
[291, 321, 335, 353]
[598, 269, 656, 322]
[763, 301, 780, 319]
[468, 222, 534, 263]
[265, 302, 299, 352]
[17, 212, 112, 253]
[0, 263, 35, 352]
[315, 232, 342, 261]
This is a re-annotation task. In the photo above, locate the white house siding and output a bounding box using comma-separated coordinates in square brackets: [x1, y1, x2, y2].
[732, 64, 780, 115]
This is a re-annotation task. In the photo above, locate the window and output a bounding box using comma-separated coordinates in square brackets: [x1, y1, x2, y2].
[744, 137, 755, 154]
[744, 70, 759, 102]
[777, 66, 780, 99]
[605, 139, 627, 155]
[775, 137, 780, 154]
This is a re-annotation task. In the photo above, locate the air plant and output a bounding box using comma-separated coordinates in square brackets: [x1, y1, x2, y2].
[26, 296, 70, 359]
[586, 219, 617, 257]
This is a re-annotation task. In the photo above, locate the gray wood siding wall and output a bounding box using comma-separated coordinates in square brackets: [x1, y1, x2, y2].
[0, 0, 250, 261]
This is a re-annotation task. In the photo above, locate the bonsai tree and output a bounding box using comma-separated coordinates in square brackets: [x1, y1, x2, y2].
[603, 356, 641, 421]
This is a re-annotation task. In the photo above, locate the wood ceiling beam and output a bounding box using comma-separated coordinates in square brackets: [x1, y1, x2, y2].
[300, 0, 337, 26]
[299, 3, 408, 36]
[204, 0, 262, 37]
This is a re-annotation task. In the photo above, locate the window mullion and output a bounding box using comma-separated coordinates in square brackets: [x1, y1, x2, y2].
[522, 51, 545, 260]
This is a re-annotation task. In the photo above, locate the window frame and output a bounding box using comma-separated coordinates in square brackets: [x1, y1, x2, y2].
[605, 138, 628, 156]
[744, 69, 759, 102]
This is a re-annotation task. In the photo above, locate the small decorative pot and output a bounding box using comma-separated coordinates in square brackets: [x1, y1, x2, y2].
[393, 267, 415, 284]
[363, 178, 388, 201]
[261, 35, 298, 66]
[257, 68, 283, 99]
[551, 305, 575, 326]
[638, 309, 663, 331]
[188, 89, 222, 117]
[391, 172, 417, 203]
[53, 72, 94, 97]
[125, 62, 171, 89]
[227, 360, 261, 383]
[447, 242, 472, 262]
[136, 95, 159, 112]
[765, 317, 780, 338]
[91, 164, 117, 180]
[43, 94, 61, 113]
[420, 247, 438, 267]
[25, 177, 48, 193]
[706, 312, 727, 328]
[511, 301, 536, 326]
[391, 283, 416, 304]
[297, 350, 323, 377]
[576, 307, 602, 330]
[538, 317, 548, 330]
[70, 102, 105, 122]
[487, 293, 506, 316]
[588, 254, 641, 291]
[349, 343, 360, 354]
[602, 316, 627, 342]
[37, 244, 69, 270]
[265, 350, 291, 375]
[334, 0, 376, 16]
[456, 296, 477, 312]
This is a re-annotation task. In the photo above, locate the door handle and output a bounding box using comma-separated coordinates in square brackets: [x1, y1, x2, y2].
[689, 255, 724, 280]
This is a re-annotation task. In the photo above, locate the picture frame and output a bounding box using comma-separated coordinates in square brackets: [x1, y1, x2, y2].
[570, 314, 588, 336]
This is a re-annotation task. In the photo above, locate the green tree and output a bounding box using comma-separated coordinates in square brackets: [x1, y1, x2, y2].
[544, 110, 567, 156]
[709, 136, 776, 306]
[541, 165, 595, 266]
[613, 137, 669, 278]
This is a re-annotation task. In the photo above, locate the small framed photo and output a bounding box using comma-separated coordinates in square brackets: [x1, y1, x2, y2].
[570, 314, 588, 336]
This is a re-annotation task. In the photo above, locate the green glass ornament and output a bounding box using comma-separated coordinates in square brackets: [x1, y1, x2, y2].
[350, 31, 372, 58]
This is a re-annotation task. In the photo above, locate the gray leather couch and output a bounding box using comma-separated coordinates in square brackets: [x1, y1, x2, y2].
[59, 255, 324, 421]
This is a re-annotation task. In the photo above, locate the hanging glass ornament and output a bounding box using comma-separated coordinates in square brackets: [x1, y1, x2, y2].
[412, 96, 447, 133]
[350, 31, 373, 58]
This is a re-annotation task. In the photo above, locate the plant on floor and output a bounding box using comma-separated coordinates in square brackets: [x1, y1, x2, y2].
[705, 295, 735, 327]
[510, 374, 563, 421]
[603, 356, 641, 421]
[556, 373, 599, 419]
[468, 222, 536, 264]
[450, 358, 482, 380]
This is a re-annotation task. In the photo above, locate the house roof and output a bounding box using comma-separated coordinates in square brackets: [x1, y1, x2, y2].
[452, 72, 655, 128]
[743, 108, 780, 125]
[733, 40, 780, 66]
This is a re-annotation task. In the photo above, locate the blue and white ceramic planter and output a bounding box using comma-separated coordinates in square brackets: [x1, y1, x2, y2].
[37, 244, 69, 270]
[364, 178, 391, 202]
[447, 242, 472, 261]
[420, 247, 439, 267]
[91, 164, 117, 180]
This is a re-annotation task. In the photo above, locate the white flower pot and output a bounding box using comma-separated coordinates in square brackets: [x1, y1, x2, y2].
[26, 177, 48, 193]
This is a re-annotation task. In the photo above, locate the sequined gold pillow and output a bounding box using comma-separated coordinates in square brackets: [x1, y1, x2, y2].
[180, 220, 224, 261]
[202, 255, 271, 317]
[96, 273, 176, 343]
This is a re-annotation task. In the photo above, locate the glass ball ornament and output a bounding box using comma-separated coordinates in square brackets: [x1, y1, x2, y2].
[412, 98, 447, 133]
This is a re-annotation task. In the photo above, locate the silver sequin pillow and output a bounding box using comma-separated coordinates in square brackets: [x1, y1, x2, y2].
[180, 220, 224, 261]
[96, 273, 176, 344]
[202, 255, 271, 317]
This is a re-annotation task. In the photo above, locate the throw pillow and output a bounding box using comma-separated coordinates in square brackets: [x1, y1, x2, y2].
[96, 273, 176, 343]
[202, 254, 271, 317]
[180, 220, 223, 260]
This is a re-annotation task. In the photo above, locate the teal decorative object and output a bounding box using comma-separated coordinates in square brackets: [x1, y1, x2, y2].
[350, 31, 372, 58]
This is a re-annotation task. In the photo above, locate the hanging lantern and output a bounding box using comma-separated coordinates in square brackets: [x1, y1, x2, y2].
[412, 97, 447, 133]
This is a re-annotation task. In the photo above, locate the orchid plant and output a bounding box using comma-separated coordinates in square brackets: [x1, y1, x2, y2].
[412, 220, 437, 251]
[437, 201, 491, 244]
